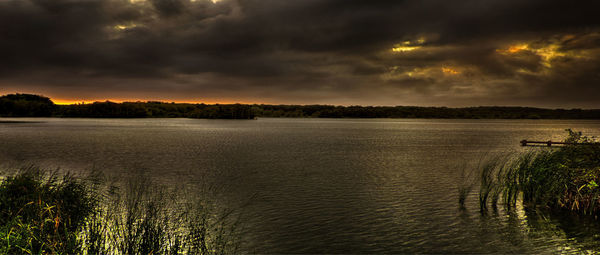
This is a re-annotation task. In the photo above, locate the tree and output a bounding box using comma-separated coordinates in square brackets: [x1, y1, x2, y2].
[0, 93, 56, 117]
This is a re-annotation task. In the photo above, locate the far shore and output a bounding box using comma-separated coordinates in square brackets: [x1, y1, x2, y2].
[2, 93, 600, 120]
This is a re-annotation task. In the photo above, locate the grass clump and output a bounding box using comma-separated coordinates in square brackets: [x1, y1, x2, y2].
[0, 167, 98, 254]
[0, 168, 244, 254]
[467, 129, 600, 215]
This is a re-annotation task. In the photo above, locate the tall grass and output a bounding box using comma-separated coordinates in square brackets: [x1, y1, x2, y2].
[478, 156, 503, 212]
[457, 162, 476, 209]
[0, 167, 99, 254]
[463, 129, 600, 216]
[0, 167, 244, 254]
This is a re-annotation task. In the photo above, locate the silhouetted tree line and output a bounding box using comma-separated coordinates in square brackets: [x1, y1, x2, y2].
[0, 94, 56, 117]
[252, 105, 600, 119]
[56, 102, 255, 119]
[0, 94, 254, 119]
[2, 93, 600, 119]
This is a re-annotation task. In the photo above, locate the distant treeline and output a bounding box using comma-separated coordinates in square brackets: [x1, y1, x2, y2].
[2, 93, 600, 119]
[253, 104, 600, 119]
[0, 94, 255, 119]
[0, 94, 56, 117]
[57, 101, 254, 119]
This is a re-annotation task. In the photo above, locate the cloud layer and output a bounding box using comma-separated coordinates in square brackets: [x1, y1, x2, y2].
[1, 0, 599, 107]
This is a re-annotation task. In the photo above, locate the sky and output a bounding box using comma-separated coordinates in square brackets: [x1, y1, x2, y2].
[1, 0, 599, 107]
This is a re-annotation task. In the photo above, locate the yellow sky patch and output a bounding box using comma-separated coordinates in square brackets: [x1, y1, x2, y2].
[442, 67, 460, 75]
[391, 38, 426, 53]
[534, 44, 566, 67]
[405, 68, 424, 77]
[392, 46, 421, 52]
[497, 44, 529, 54]
[497, 42, 569, 68]
[507, 44, 529, 53]
[114, 24, 138, 30]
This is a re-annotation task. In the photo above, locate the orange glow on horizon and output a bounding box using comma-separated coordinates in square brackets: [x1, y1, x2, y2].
[51, 98, 259, 105]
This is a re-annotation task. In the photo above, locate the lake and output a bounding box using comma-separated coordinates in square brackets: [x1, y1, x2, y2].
[1, 118, 600, 253]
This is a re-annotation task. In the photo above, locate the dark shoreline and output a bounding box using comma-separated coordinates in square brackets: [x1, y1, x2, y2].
[3, 93, 600, 119]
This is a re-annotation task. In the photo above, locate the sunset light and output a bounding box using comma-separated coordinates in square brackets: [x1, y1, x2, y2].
[1, 1, 600, 254]
[441, 67, 460, 75]
[498, 44, 530, 54]
[391, 40, 425, 53]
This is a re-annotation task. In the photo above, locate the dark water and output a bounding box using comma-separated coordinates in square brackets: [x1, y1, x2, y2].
[1, 118, 600, 253]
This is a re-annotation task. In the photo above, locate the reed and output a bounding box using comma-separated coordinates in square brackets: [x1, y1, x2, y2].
[0, 167, 244, 254]
[478, 156, 500, 212]
[0, 167, 98, 254]
[457, 163, 475, 209]
[466, 129, 600, 216]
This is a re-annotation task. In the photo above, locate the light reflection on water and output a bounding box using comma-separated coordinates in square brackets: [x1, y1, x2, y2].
[1, 118, 600, 253]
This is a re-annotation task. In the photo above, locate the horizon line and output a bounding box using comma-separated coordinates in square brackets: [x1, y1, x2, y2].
[2, 93, 598, 110]
[51, 99, 599, 110]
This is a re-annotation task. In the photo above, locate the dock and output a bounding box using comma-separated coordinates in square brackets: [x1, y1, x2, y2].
[520, 140, 600, 147]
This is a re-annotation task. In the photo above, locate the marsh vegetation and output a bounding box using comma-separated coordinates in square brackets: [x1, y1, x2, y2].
[460, 130, 600, 215]
[0, 167, 243, 254]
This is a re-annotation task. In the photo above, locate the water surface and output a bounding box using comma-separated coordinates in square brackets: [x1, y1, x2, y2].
[1, 118, 600, 253]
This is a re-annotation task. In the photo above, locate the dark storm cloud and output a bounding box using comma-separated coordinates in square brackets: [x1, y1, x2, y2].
[1, 0, 599, 107]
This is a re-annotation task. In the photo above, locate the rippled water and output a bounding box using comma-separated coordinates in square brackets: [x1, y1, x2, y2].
[1, 118, 600, 253]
